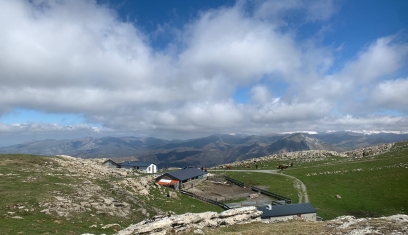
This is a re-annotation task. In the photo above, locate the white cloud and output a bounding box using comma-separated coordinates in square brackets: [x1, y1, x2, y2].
[250, 85, 273, 104]
[0, 0, 407, 144]
[179, 4, 303, 84]
[370, 78, 408, 112]
[342, 36, 408, 83]
[251, 98, 332, 123]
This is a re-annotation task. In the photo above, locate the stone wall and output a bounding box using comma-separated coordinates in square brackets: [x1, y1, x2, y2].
[116, 206, 262, 235]
[181, 177, 207, 190]
[262, 213, 316, 223]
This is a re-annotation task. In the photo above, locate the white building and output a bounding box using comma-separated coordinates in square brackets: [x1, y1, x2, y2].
[118, 161, 157, 173]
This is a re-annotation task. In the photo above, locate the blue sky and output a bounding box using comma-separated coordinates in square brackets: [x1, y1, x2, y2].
[0, 0, 408, 146]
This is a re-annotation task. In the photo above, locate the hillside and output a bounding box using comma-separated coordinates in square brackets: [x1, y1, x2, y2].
[266, 133, 344, 153]
[1, 140, 407, 234]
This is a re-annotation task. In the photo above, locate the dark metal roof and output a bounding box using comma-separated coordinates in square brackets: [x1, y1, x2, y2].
[257, 203, 317, 218]
[119, 161, 155, 167]
[102, 159, 119, 165]
[163, 168, 206, 181]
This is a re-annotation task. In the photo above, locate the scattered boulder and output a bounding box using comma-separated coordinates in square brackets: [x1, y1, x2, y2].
[116, 207, 262, 235]
[101, 223, 121, 229]
[167, 191, 179, 199]
[218, 143, 395, 168]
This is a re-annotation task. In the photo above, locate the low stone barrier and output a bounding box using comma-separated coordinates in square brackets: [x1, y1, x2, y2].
[116, 206, 262, 235]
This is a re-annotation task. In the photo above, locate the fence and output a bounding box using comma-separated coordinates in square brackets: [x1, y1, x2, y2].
[226, 200, 284, 209]
[225, 176, 246, 187]
[180, 190, 231, 210]
[251, 186, 292, 204]
[224, 176, 292, 204]
[180, 177, 207, 189]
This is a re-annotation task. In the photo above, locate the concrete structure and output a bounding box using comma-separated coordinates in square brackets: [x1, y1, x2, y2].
[102, 159, 120, 168]
[257, 203, 317, 222]
[119, 161, 157, 173]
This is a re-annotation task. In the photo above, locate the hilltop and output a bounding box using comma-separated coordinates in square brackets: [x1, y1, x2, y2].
[1, 140, 407, 234]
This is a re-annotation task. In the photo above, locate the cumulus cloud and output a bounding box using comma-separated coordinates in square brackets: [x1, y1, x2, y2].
[342, 36, 408, 83]
[369, 78, 408, 112]
[0, 0, 407, 143]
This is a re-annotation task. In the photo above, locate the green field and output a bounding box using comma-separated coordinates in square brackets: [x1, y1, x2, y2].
[1, 142, 407, 233]
[226, 142, 408, 220]
[284, 143, 408, 219]
[224, 171, 300, 203]
[0, 155, 222, 234]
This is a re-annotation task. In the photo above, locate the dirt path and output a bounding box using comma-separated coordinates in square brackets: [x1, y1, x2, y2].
[210, 169, 309, 203]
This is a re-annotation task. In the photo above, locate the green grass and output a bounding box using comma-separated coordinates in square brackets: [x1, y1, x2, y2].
[219, 142, 408, 220]
[145, 187, 224, 214]
[223, 171, 299, 203]
[276, 143, 408, 220]
[1, 142, 408, 233]
[0, 155, 143, 234]
[0, 154, 225, 234]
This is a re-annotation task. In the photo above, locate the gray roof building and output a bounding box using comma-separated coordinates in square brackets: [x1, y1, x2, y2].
[119, 161, 155, 168]
[257, 203, 317, 219]
[157, 168, 206, 182]
[102, 159, 120, 168]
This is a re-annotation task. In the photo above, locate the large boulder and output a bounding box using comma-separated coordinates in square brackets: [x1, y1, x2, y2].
[116, 207, 262, 235]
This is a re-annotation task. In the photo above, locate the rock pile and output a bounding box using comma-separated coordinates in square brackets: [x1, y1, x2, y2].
[343, 143, 394, 159]
[39, 180, 132, 217]
[116, 206, 262, 235]
[53, 155, 133, 178]
[327, 214, 408, 235]
[118, 176, 156, 196]
[219, 143, 395, 168]
[38, 156, 158, 217]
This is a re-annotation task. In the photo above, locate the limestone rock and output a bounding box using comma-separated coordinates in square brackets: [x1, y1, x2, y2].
[116, 207, 262, 235]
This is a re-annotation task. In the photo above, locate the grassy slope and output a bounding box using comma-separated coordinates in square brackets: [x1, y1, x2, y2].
[244, 142, 408, 220]
[223, 171, 299, 204]
[1, 141, 407, 234]
[0, 154, 222, 234]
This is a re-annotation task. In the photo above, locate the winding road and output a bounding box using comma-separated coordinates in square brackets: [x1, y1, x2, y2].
[210, 169, 309, 203]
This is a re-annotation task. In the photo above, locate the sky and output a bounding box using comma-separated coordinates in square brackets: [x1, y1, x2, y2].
[1, 0, 408, 146]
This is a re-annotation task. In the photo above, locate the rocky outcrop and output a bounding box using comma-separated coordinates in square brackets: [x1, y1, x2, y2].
[327, 214, 408, 235]
[343, 143, 394, 159]
[54, 155, 134, 178]
[219, 143, 395, 168]
[114, 211, 408, 235]
[38, 156, 157, 217]
[39, 180, 132, 217]
[116, 206, 262, 235]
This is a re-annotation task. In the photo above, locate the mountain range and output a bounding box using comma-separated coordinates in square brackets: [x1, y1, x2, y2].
[1, 131, 407, 167]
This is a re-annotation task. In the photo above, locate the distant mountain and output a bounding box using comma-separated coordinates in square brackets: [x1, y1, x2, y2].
[1, 131, 407, 167]
[135, 134, 343, 168]
[0, 136, 173, 158]
[310, 132, 408, 150]
[267, 133, 344, 153]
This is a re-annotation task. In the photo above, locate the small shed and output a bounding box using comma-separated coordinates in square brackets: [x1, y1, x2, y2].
[102, 159, 120, 168]
[257, 203, 317, 222]
[118, 161, 157, 173]
[156, 168, 206, 190]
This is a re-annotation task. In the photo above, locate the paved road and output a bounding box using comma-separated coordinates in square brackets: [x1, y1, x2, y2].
[210, 169, 309, 203]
